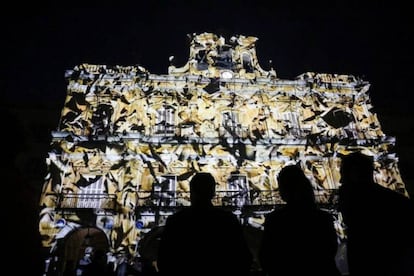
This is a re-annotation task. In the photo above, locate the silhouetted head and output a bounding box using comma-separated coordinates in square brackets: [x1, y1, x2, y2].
[340, 151, 375, 187]
[190, 172, 216, 206]
[277, 164, 316, 207]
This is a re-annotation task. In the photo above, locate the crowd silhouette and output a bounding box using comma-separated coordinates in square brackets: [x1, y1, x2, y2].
[59, 153, 414, 276]
[259, 164, 341, 276]
[81, 249, 113, 276]
[156, 172, 252, 275]
[73, 152, 414, 276]
[154, 157, 414, 275]
[338, 151, 414, 275]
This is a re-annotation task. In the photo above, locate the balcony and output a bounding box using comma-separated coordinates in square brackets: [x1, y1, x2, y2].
[136, 189, 338, 209]
[55, 189, 338, 211]
[58, 193, 117, 210]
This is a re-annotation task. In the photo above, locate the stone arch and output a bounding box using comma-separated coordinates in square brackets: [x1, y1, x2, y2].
[55, 226, 110, 275]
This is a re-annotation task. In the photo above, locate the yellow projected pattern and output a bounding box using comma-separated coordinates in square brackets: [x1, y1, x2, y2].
[39, 33, 406, 256]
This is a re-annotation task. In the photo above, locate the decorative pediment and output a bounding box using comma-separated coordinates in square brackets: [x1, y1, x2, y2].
[168, 32, 277, 79]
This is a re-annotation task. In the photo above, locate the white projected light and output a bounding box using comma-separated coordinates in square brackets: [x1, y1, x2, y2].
[221, 70, 233, 79]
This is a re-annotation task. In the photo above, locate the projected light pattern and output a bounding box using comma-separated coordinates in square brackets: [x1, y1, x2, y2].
[39, 33, 407, 264]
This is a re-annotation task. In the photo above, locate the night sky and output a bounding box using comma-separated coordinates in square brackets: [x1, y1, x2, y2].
[3, 0, 414, 197]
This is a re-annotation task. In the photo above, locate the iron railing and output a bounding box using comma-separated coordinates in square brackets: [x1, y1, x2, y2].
[137, 189, 339, 208]
[56, 189, 338, 210]
[58, 193, 117, 209]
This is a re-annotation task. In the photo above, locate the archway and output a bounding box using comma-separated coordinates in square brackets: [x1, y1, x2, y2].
[59, 227, 109, 275]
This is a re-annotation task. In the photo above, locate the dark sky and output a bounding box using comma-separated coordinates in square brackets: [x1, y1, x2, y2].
[3, 0, 413, 105]
[3, 0, 414, 194]
[4, 1, 413, 107]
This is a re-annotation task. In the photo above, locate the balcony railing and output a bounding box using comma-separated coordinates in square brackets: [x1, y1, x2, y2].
[137, 189, 339, 208]
[58, 193, 117, 210]
[56, 190, 338, 210]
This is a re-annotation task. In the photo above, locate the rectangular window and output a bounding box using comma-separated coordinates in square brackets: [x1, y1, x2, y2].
[221, 111, 243, 137]
[153, 175, 177, 206]
[75, 176, 108, 208]
[282, 111, 301, 137]
[225, 174, 250, 207]
[154, 107, 175, 136]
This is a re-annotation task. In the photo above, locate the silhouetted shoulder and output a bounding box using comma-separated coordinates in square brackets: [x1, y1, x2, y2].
[338, 151, 414, 275]
[165, 205, 238, 224]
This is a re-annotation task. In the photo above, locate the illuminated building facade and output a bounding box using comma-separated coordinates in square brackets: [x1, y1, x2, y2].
[38, 32, 408, 274]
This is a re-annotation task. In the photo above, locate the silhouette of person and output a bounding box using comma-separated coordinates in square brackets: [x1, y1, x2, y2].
[259, 164, 341, 276]
[338, 151, 414, 275]
[156, 172, 252, 275]
[76, 247, 94, 275]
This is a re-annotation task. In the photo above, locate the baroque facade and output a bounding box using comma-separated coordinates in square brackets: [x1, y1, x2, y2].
[39, 32, 407, 274]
